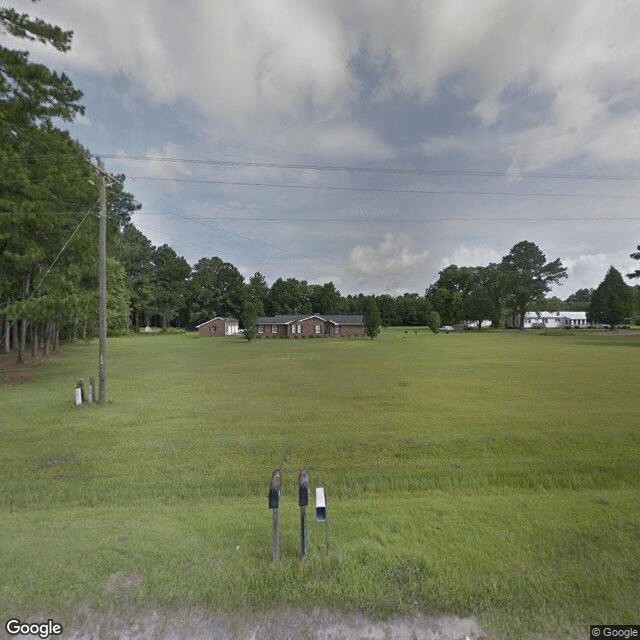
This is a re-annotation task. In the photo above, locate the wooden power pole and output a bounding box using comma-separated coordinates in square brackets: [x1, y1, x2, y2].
[98, 160, 107, 405]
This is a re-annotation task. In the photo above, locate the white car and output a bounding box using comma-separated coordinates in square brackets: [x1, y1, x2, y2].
[440, 325, 454, 333]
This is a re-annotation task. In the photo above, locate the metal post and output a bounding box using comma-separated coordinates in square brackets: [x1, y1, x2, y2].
[299, 470, 309, 560]
[98, 160, 107, 405]
[269, 469, 282, 563]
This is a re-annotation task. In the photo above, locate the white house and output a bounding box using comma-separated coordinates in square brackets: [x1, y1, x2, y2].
[521, 311, 588, 329]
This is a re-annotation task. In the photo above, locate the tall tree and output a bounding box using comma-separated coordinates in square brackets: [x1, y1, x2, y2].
[241, 300, 258, 341]
[363, 297, 381, 339]
[264, 278, 311, 315]
[564, 288, 593, 311]
[587, 267, 633, 328]
[151, 245, 190, 330]
[0, 6, 84, 128]
[500, 241, 567, 328]
[245, 272, 269, 316]
[188, 257, 245, 324]
[116, 223, 155, 330]
[1, 5, 86, 361]
[463, 287, 495, 329]
[307, 282, 343, 314]
[477, 263, 507, 328]
[426, 265, 475, 326]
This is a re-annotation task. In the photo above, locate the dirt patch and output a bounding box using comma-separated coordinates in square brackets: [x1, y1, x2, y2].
[0, 351, 59, 386]
[49, 607, 486, 640]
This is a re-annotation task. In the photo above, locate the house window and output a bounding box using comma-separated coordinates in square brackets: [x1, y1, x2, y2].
[272, 325, 278, 333]
[315, 324, 321, 334]
[292, 324, 301, 334]
[210, 325, 215, 332]
[258, 325, 264, 334]
[335, 325, 340, 334]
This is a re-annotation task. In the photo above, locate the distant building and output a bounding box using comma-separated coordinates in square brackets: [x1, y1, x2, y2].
[255, 314, 365, 338]
[510, 311, 588, 329]
[196, 317, 240, 337]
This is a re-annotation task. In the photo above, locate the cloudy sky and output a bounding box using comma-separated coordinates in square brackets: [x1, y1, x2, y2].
[8, 0, 640, 296]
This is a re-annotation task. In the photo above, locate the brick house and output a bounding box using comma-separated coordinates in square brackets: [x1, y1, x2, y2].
[255, 314, 365, 338]
[196, 317, 240, 337]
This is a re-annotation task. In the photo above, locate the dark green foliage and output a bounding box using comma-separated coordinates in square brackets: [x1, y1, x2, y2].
[241, 301, 258, 341]
[116, 224, 155, 331]
[426, 265, 475, 325]
[307, 281, 344, 314]
[363, 298, 381, 339]
[587, 267, 633, 328]
[426, 309, 441, 333]
[463, 288, 495, 329]
[151, 245, 191, 331]
[245, 272, 268, 316]
[265, 277, 312, 315]
[0, 7, 83, 127]
[564, 288, 594, 311]
[501, 241, 567, 328]
[188, 256, 245, 324]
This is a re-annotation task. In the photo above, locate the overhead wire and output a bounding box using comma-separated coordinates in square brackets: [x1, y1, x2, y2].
[9, 152, 640, 182]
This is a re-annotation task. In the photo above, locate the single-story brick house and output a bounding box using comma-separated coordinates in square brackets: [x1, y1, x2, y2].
[196, 317, 240, 337]
[256, 314, 365, 338]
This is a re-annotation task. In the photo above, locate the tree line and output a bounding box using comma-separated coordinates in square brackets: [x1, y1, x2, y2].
[1, 6, 638, 363]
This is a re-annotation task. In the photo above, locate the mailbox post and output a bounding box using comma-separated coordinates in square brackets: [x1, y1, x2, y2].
[298, 469, 309, 560]
[269, 469, 282, 563]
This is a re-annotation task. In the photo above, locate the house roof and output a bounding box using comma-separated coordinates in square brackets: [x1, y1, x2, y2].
[195, 317, 238, 328]
[525, 311, 586, 320]
[256, 314, 364, 325]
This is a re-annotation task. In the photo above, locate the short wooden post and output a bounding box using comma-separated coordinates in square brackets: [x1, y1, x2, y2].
[298, 469, 309, 560]
[76, 377, 85, 402]
[88, 377, 96, 404]
[75, 377, 85, 405]
[315, 487, 329, 553]
[269, 469, 282, 563]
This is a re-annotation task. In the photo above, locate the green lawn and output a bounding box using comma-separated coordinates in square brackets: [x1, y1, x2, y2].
[1, 328, 639, 638]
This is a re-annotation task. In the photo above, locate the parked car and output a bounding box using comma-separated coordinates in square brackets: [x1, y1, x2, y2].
[440, 325, 454, 333]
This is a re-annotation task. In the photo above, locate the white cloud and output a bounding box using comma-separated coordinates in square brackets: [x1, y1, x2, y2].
[438, 244, 503, 271]
[343, 233, 430, 291]
[558, 252, 640, 294]
[18, 0, 640, 171]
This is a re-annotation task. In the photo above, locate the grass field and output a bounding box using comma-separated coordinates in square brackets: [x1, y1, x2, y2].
[1, 328, 639, 639]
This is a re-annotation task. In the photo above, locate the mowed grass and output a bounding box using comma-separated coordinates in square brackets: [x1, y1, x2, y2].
[1, 328, 639, 639]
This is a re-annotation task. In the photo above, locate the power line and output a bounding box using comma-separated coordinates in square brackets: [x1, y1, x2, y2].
[125, 175, 632, 199]
[7, 152, 640, 182]
[6, 210, 639, 223]
[97, 154, 640, 182]
[133, 214, 640, 223]
[0, 174, 630, 198]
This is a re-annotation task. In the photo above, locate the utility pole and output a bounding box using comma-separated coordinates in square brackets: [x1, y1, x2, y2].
[85, 157, 122, 406]
[98, 160, 107, 405]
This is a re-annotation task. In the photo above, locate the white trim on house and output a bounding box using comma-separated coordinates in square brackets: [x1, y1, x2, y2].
[522, 311, 587, 329]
